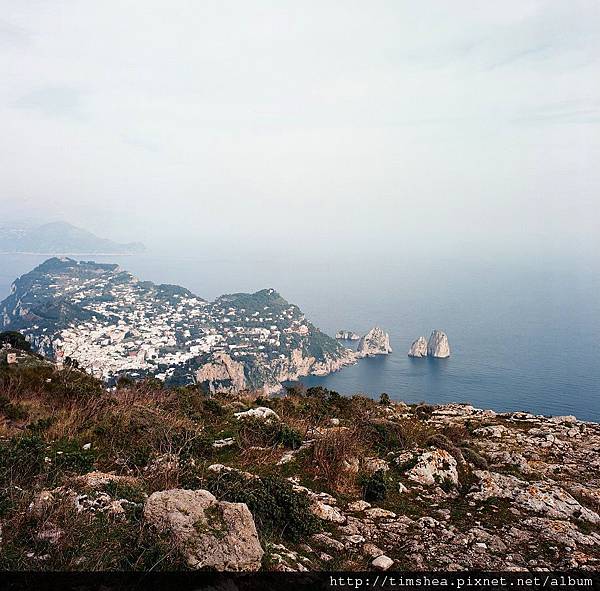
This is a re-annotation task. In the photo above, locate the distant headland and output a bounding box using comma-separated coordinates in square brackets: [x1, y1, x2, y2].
[0, 221, 146, 255]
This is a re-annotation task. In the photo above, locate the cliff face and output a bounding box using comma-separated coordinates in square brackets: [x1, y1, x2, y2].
[194, 352, 247, 394]
[408, 336, 428, 358]
[357, 327, 392, 357]
[427, 330, 450, 358]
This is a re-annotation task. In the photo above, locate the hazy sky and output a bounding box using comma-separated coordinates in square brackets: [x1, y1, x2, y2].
[1, 1, 599, 260]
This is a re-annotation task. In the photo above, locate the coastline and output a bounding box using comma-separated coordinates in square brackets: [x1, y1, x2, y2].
[0, 252, 141, 256]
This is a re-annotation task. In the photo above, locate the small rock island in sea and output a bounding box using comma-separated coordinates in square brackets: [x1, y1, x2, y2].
[357, 327, 393, 357]
[408, 330, 450, 358]
[335, 330, 361, 341]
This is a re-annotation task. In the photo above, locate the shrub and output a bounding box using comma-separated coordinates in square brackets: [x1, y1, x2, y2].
[0, 331, 31, 352]
[0, 507, 185, 571]
[310, 428, 362, 489]
[379, 393, 391, 406]
[48, 439, 96, 477]
[460, 446, 488, 469]
[0, 394, 28, 421]
[425, 433, 456, 451]
[396, 418, 434, 448]
[0, 434, 46, 488]
[202, 398, 226, 416]
[205, 471, 320, 542]
[363, 421, 404, 454]
[361, 470, 387, 502]
[438, 475, 455, 493]
[49, 368, 104, 401]
[102, 480, 146, 504]
[236, 417, 302, 450]
[415, 404, 434, 419]
[26, 417, 54, 434]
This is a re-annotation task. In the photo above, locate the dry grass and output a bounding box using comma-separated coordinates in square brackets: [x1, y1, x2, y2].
[308, 427, 365, 493]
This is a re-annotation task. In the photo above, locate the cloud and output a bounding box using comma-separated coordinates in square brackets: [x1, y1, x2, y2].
[0, 1, 598, 260]
[13, 86, 86, 120]
[0, 19, 30, 48]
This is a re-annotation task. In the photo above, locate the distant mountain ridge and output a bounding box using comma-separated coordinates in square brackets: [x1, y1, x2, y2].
[0, 257, 356, 392]
[0, 221, 145, 254]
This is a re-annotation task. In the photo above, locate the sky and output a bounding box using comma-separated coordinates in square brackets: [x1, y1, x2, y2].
[0, 1, 599, 261]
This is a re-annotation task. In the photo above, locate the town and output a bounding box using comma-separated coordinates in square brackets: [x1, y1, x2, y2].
[1, 258, 354, 390]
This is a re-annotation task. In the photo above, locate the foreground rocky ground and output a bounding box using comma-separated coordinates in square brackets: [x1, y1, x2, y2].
[0, 361, 599, 571]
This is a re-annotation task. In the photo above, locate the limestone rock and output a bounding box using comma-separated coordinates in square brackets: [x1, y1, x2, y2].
[357, 327, 392, 358]
[364, 507, 396, 519]
[212, 437, 236, 448]
[195, 352, 247, 394]
[363, 457, 390, 474]
[372, 555, 394, 570]
[408, 336, 428, 358]
[234, 406, 280, 422]
[471, 471, 600, 524]
[143, 488, 263, 571]
[311, 533, 345, 552]
[427, 330, 450, 358]
[347, 500, 371, 512]
[311, 500, 346, 523]
[336, 330, 360, 341]
[74, 471, 138, 490]
[362, 543, 384, 558]
[407, 449, 459, 486]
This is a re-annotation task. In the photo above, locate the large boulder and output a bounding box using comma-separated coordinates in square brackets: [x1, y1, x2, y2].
[427, 330, 450, 358]
[408, 336, 428, 358]
[234, 406, 280, 422]
[143, 489, 264, 571]
[407, 449, 459, 486]
[357, 327, 392, 357]
[470, 471, 600, 524]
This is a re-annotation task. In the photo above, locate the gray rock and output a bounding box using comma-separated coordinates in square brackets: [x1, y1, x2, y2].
[234, 406, 280, 422]
[471, 471, 600, 524]
[408, 336, 428, 358]
[143, 489, 263, 571]
[347, 500, 371, 512]
[407, 449, 459, 486]
[427, 330, 450, 358]
[364, 507, 397, 519]
[357, 327, 392, 357]
[372, 555, 394, 570]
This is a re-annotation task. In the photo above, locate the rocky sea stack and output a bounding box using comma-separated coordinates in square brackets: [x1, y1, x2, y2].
[427, 330, 451, 358]
[335, 330, 360, 341]
[357, 327, 392, 357]
[408, 336, 428, 358]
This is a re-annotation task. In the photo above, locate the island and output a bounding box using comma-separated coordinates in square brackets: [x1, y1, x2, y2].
[335, 330, 360, 340]
[0, 257, 356, 392]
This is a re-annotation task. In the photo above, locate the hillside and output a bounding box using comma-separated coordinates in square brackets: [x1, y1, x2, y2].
[0, 222, 145, 254]
[0, 363, 598, 572]
[0, 258, 355, 391]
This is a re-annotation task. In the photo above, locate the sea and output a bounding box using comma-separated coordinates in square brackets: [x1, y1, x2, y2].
[1, 253, 599, 421]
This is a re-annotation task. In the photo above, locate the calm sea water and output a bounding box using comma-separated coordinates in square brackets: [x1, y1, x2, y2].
[1, 253, 599, 421]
